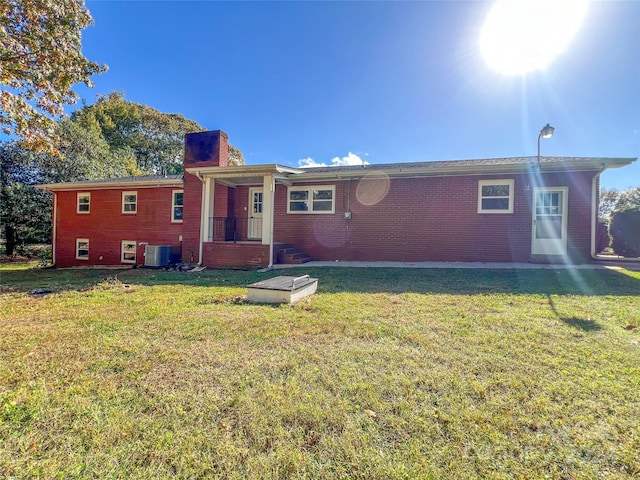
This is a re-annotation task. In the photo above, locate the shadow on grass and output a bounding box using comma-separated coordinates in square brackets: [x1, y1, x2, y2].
[560, 317, 603, 331]
[1, 263, 639, 298]
[546, 294, 603, 331]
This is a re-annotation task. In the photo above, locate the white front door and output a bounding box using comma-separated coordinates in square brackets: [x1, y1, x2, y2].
[532, 187, 568, 255]
[248, 188, 263, 240]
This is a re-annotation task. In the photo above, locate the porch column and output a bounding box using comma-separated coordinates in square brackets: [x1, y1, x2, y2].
[199, 177, 214, 262]
[261, 174, 275, 249]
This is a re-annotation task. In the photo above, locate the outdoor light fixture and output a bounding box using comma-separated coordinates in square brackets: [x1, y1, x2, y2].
[537, 123, 555, 165]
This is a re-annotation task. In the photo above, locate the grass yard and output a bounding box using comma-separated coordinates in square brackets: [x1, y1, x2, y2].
[1, 263, 639, 479]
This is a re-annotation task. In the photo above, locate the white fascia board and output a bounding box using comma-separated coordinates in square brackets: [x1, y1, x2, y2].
[186, 164, 305, 178]
[293, 158, 637, 182]
[36, 178, 183, 191]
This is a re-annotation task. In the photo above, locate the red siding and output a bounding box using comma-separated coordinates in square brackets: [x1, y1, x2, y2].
[54, 187, 183, 267]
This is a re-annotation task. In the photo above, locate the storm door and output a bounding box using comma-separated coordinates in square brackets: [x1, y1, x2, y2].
[532, 187, 568, 255]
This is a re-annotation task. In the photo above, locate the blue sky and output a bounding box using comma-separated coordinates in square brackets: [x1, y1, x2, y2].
[74, 1, 638, 189]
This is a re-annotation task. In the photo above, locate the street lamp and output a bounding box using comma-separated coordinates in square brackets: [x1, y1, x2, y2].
[537, 123, 554, 165]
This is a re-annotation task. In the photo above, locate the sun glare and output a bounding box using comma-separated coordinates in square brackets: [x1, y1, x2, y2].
[480, 0, 589, 75]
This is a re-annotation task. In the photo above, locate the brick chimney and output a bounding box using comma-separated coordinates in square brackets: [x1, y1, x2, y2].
[184, 130, 229, 168]
[182, 130, 229, 264]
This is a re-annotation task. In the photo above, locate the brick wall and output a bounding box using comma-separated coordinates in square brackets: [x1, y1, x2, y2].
[54, 187, 183, 267]
[203, 242, 270, 269]
[229, 169, 598, 263]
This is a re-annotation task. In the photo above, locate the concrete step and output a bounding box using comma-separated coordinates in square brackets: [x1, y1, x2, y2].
[287, 256, 312, 264]
[277, 245, 313, 264]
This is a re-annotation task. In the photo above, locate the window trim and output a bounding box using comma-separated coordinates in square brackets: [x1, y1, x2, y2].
[122, 191, 137, 214]
[477, 179, 514, 214]
[121, 240, 137, 264]
[171, 189, 184, 223]
[287, 185, 336, 214]
[75, 238, 89, 260]
[77, 192, 90, 214]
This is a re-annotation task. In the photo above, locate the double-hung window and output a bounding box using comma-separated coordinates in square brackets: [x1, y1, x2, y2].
[122, 191, 137, 214]
[121, 240, 137, 263]
[172, 190, 184, 222]
[76, 238, 89, 260]
[478, 180, 514, 214]
[287, 186, 335, 214]
[77, 193, 90, 213]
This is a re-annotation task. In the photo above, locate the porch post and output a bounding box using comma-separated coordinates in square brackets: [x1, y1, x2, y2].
[261, 174, 275, 265]
[199, 177, 214, 263]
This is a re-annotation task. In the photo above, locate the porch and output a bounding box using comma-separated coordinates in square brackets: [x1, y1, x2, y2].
[204, 216, 312, 268]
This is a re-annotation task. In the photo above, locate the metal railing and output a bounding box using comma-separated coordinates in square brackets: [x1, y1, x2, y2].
[208, 217, 263, 242]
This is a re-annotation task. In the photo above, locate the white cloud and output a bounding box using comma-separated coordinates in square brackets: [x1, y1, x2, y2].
[298, 157, 327, 168]
[298, 152, 369, 168]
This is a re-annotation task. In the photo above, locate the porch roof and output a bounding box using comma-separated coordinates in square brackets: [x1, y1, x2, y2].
[185, 164, 305, 186]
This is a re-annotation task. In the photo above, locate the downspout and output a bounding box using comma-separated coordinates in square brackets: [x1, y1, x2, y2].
[590, 167, 606, 260]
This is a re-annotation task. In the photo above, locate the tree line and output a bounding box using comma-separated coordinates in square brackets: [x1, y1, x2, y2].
[1, 93, 244, 256]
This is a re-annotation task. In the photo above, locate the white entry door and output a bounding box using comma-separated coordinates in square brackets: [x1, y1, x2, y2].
[248, 188, 263, 240]
[532, 187, 568, 255]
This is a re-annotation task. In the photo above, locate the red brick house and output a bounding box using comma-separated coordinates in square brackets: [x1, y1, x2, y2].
[37, 130, 636, 268]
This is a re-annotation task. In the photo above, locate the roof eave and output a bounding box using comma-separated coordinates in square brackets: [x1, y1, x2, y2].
[36, 178, 184, 191]
[185, 164, 305, 177]
[293, 157, 637, 181]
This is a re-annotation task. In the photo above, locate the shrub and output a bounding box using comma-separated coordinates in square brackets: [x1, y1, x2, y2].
[610, 207, 640, 257]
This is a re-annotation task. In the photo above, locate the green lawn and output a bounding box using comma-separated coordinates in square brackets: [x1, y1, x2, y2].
[1, 264, 639, 479]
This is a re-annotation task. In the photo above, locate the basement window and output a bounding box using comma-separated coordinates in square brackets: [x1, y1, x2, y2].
[121, 240, 137, 263]
[77, 193, 90, 213]
[76, 238, 89, 260]
[122, 191, 137, 214]
[287, 186, 335, 214]
[478, 180, 514, 213]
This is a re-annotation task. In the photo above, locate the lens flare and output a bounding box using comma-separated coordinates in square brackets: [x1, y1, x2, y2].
[480, 0, 589, 74]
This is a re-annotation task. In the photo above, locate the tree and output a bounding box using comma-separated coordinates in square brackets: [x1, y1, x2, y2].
[610, 207, 640, 258]
[0, 0, 106, 155]
[72, 92, 245, 174]
[615, 187, 640, 211]
[0, 142, 51, 255]
[599, 187, 640, 221]
[599, 188, 619, 221]
[0, 121, 130, 255]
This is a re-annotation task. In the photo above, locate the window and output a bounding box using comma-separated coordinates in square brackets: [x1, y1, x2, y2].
[172, 190, 184, 222]
[287, 186, 335, 214]
[121, 240, 137, 263]
[122, 191, 137, 214]
[77, 193, 90, 213]
[76, 238, 89, 260]
[478, 180, 514, 213]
